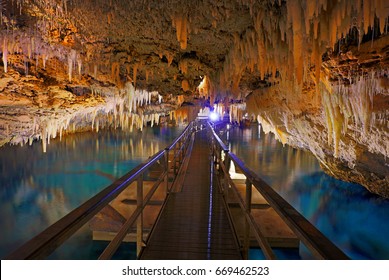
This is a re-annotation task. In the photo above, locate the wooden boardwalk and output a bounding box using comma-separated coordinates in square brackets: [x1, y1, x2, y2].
[140, 129, 242, 260]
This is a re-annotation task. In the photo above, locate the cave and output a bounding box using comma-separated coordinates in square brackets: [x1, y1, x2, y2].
[0, 0, 388, 261]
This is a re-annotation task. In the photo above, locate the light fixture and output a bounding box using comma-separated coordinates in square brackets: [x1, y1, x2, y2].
[209, 111, 219, 122]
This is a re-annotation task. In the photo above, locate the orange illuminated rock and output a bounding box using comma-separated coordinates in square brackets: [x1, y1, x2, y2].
[0, 0, 387, 197]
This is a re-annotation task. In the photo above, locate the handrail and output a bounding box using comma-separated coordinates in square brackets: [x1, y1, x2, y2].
[166, 122, 193, 150]
[208, 122, 349, 260]
[209, 124, 229, 152]
[6, 121, 194, 260]
[6, 120, 349, 260]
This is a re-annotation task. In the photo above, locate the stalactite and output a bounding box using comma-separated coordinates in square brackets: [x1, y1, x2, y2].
[320, 73, 385, 158]
[21, 80, 167, 152]
[171, 105, 200, 124]
[77, 55, 82, 76]
[172, 14, 189, 50]
[41, 126, 47, 153]
[133, 63, 139, 87]
[197, 76, 210, 98]
[94, 64, 98, 79]
[2, 38, 8, 73]
[179, 59, 188, 74]
[181, 79, 189, 91]
[176, 95, 185, 106]
[111, 62, 120, 85]
[217, 0, 388, 95]
[165, 51, 174, 67]
[68, 49, 77, 82]
[229, 103, 246, 123]
[145, 69, 150, 83]
[214, 103, 226, 118]
[1, 0, 387, 159]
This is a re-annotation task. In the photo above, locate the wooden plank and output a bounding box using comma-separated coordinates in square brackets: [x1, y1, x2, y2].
[227, 181, 298, 248]
[170, 133, 195, 193]
[89, 181, 165, 236]
[140, 129, 242, 260]
[228, 207, 299, 248]
[208, 124, 349, 259]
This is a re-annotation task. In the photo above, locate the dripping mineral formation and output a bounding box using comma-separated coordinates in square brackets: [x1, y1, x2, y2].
[0, 1, 388, 198]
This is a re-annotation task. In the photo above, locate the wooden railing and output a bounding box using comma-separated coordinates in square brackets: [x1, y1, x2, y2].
[5, 122, 194, 260]
[207, 122, 349, 260]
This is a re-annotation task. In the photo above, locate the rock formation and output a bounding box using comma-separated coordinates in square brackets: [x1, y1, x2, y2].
[0, 0, 388, 197]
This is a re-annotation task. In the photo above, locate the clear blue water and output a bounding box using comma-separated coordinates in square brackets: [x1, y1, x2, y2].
[221, 124, 389, 260]
[1, 123, 388, 260]
[0, 125, 183, 259]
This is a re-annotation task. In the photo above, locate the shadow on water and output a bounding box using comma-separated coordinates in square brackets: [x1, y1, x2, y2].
[0, 126, 183, 259]
[222, 124, 389, 260]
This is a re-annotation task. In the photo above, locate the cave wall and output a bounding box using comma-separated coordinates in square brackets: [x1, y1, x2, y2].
[0, 0, 388, 197]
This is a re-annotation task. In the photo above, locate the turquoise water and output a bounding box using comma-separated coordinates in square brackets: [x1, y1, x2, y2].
[2, 123, 388, 260]
[0, 125, 183, 259]
[221, 124, 389, 260]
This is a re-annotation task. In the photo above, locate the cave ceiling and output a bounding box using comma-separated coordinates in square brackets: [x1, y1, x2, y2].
[2, 0, 256, 96]
[0, 1, 389, 197]
[0, 1, 387, 102]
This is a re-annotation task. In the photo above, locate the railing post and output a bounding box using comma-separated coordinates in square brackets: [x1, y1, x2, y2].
[217, 149, 224, 193]
[164, 148, 170, 193]
[223, 155, 231, 198]
[173, 143, 177, 175]
[179, 138, 183, 165]
[136, 175, 144, 257]
[243, 179, 252, 259]
[215, 146, 220, 169]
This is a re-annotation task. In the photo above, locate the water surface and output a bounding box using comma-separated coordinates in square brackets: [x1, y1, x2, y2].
[2, 123, 388, 260]
[221, 124, 389, 260]
[0, 125, 183, 259]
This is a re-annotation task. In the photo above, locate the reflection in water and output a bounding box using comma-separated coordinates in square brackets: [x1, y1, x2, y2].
[222, 124, 389, 260]
[0, 126, 183, 259]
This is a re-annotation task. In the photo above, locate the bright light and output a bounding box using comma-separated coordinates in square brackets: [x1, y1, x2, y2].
[209, 112, 219, 121]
